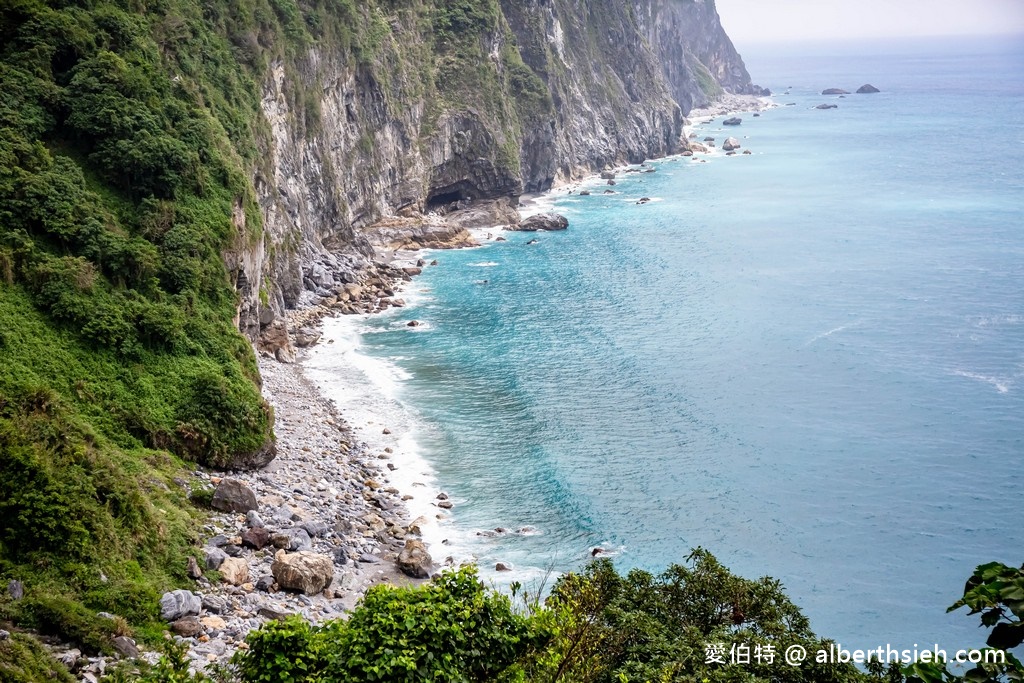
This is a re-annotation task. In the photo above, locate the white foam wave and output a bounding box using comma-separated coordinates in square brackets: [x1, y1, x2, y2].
[303, 315, 449, 552]
[470, 261, 500, 267]
[952, 370, 1012, 394]
[805, 322, 857, 347]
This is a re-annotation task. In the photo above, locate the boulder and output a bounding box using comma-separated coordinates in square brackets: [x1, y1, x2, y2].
[857, 83, 880, 94]
[272, 528, 312, 552]
[723, 117, 742, 126]
[241, 526, 271, 550]
[293, 327, 321, 348]
[722, 137, 741, 151]
[822, 88, 850, 95]
[201, 595, 228, 614]
[579, 190, 591, 196]
[7, 580, 23, 600]
[689, 142, 708, 153]
[495, 562, 513, 572]
[599, 171, 616, 180]
[159, 590, 201, 621]
[111, 636, 140, 659]
[210, 479, 258, 513]
[170, 616, 202, 638]
[815, 103, 839, 109]
[219, 557, 249, 586]
[397, 540, 433, 578]
[186, 556, 203, 580]
[271, 550, 334, 595]
[510, 213, 569, 232]
[204, 547, 227, 570]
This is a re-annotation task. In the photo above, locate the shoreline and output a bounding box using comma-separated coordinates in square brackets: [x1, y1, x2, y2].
[165, 89, 776, 674]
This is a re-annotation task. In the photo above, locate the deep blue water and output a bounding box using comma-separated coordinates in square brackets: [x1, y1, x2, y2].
[322, 37, 1024, 649]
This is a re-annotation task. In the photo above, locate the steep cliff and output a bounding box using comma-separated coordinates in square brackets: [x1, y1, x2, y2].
[237, 0, 761, 340]
[0, 0, 756, 656]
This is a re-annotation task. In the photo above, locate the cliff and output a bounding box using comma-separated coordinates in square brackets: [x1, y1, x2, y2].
[0, 0, 757, 663]
[236, 0, 762, 341]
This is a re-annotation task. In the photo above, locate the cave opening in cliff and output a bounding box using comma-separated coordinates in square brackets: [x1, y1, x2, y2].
[426, 190, 466, 212]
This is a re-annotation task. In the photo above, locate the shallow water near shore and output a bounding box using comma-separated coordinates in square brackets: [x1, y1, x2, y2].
[307, 36, 1024, 649]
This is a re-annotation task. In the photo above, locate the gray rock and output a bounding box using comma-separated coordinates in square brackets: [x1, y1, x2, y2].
[246, 510, 265, 528]
[723, 117, 742, 125]
[201, 595, 228, 614]
[301, 520, 330, 538]
[57, 649, 81, 669]
[0, 629, 9, 641]
[722, 137, 741, 151]
[112, 635, 140, 659]
[822, 88, 850, 95]
[159, 590, 201, 621]
[7, 580, 23, 600]
[857, 83, 880, 94]
[207, 535, 231, 547]
[210, 479, 258, 513]
[293, 327, 322, 348]
[358, 553, 381, 564]
[256, 575, 276, 592]
[815, 103, 839, 110]
[397, 540, 433, 579]
[258, 606, 292, 621]
[510, 213, 569, 232]
[495, 562, 513, 572]
[272, 528, 312, 552]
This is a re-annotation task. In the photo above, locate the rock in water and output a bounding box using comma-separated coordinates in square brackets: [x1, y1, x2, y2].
[857, 83, 880, 93]
[397, 540, 433, 578]
[271, 550, 334, 595]
[822, 88, 850, 95]
[210, 478, 258, 513]
[510, 213, 569, 232]
[722, 137, 741, 151]
[159, 590, 201, 621]
[815, 103, 839, 110]
[723, 117, 742, 126]
[219, 557, 249, 586]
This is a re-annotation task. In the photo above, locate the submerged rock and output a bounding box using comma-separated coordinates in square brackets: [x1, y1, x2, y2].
[815, 103, 839, 110]
[723, 117, 742, 126]
[822, 88, 850, 95]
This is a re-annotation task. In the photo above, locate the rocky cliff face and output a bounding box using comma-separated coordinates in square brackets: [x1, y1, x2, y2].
[231, 0, 760, 341]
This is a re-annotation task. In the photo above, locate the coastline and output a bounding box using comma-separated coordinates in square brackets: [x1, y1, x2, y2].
[168, 89, 777, 674]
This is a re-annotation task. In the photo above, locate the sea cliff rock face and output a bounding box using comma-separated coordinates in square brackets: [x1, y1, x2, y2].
[230, 0, 759, 337]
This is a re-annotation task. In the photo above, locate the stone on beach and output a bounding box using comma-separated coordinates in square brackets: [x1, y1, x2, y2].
[397, 540, 433, 578]
[160, 590, 201, 621]
[271, 550, 334, 595]
[210, 479, 258, 513]
[219, 557, 249, 586]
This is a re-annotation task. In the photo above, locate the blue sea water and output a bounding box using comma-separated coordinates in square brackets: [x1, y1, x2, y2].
[311, 36, 1024, 649]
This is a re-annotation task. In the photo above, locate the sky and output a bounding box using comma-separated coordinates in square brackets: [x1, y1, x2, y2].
[715, 0, 1024, 44]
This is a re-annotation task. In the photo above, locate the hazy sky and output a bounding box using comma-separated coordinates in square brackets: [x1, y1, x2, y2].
[715, 0, 1024, 44]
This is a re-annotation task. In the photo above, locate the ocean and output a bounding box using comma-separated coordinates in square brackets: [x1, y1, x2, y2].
[304, 35, 1024, 650]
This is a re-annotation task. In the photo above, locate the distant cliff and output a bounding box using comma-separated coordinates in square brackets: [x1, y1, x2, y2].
[235, 0, 762, 338]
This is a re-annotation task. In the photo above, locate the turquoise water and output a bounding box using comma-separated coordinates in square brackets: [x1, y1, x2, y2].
[336, 37, 1024, 648]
